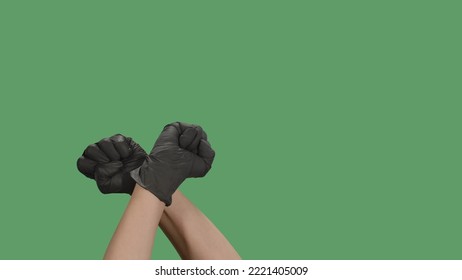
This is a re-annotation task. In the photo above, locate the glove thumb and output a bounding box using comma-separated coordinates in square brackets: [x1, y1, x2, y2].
[94, 161, 123, 194]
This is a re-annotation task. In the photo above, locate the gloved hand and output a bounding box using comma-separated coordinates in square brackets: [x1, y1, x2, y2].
[76, 134, 147, 194]
[130, 122, 215, 206]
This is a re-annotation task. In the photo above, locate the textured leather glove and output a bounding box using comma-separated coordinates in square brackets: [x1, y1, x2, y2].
[130, 122, 215, 206]
[77, 134, 147, 194]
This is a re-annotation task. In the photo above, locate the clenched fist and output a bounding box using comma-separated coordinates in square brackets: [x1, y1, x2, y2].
[130, 122, 215, 206]
[77, 134, 147, 194]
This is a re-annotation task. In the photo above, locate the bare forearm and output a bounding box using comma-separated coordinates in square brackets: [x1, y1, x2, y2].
[104, 185, 165, 260]
[159, 191, 241, 260]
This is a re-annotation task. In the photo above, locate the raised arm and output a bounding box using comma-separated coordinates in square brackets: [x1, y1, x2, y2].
[160, 190, 241, 260]
[104, 184, 165, 259]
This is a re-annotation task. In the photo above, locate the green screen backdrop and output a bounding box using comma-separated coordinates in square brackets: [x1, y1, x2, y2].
[0, 1, 460, 259]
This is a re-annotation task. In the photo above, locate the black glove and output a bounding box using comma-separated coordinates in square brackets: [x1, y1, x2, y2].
[130, 122, 215, 206]
[77, 134, 147, 194]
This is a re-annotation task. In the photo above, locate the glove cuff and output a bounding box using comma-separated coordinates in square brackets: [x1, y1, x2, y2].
[129, 166, 172, 206]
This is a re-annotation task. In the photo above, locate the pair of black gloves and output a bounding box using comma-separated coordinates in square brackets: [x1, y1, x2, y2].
[76, 122, 215, 206]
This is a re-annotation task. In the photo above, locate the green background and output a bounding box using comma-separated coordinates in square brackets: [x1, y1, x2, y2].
[0, 1, 460, 259]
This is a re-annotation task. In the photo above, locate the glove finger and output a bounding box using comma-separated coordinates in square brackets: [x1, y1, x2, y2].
[97, 137, 120, 161]
[202, 130, 208, 141]
[198, 139, 215, 165]
[111, 134, 132, 159]
[179, 127, 197, 150]
[97, 161, 123, 178]
[154, 123, 181, 148]
[186, 126, 203, 154]
[83, 144, 109, 163]
[190, 156, 210, 177]
[177, 122, 197, 132]
[77, 156, 97, 179]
